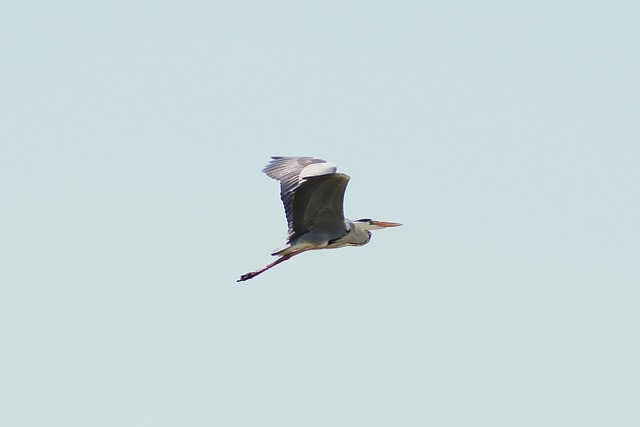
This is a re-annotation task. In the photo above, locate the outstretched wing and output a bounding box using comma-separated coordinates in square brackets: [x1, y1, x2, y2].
[290, 173, 350, 238]
[262, 156, 350, 238]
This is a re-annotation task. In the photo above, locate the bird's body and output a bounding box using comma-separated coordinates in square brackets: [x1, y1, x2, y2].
[237, 156, 402, 282]
[273, 218, 372, 256]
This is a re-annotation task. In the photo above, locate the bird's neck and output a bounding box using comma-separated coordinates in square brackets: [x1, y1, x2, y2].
[345, 220, 372, 245]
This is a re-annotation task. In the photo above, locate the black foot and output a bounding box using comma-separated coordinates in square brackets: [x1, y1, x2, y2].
[237, 271, 259, 282]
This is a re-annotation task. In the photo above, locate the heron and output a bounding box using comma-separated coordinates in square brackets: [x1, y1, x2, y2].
[237, 156, 402, 282]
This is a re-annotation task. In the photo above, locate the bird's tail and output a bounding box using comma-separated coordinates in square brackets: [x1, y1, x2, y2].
[270, 244, 291, 257]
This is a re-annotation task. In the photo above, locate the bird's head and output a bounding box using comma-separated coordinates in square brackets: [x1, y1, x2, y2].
[354, 218, 403, 231]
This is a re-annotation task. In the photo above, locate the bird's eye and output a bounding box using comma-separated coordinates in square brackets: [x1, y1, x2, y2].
[357, 218, 372, 223]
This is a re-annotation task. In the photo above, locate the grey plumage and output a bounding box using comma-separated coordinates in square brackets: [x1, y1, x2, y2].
[237, 156, 402, 282]
[263, 156, 348, 238]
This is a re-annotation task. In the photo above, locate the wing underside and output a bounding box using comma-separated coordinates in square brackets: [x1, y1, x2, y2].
[291, 173, 350, 238]
[261, 156, 349, 239]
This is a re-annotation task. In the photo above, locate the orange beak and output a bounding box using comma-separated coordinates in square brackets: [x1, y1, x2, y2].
[371, 221, 403, 228]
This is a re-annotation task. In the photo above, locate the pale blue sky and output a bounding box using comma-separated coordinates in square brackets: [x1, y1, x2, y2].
[2, 1, 639, 426]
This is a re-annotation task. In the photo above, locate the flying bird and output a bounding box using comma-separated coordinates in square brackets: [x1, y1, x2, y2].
[237, 156, 402, 282]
